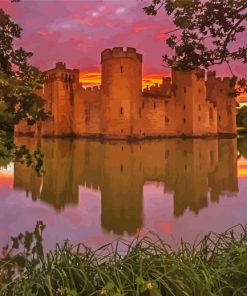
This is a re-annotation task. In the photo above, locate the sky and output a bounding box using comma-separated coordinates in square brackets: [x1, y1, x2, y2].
[0, 0, 246, 91]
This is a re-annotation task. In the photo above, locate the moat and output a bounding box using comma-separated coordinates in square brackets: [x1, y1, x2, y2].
[0, 137, 247, 250]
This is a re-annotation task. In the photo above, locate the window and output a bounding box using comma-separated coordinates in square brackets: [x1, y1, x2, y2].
[85, 108, 90, 122]
[184, 87, 186, 93]
[165, 116, 169, 125]
[120, 107, 123, 115]
[183, 105, 186, 110]
[120, 66, 123, 73]
[121, 129, 123, 133]
[209, 108, 213, 122]
[184, 118, 186, 123]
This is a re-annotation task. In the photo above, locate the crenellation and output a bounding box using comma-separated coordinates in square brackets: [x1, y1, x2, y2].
[15, 47, 237, 139]
[195, 68, 205, 80]
[101, 47, 143, 63]
[82, 86, 101, 92]
[143, 76, 173, 99]
[56, 62, 66, 69]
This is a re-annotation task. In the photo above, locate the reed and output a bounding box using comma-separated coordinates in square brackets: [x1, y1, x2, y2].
[0, 222, 247, 296]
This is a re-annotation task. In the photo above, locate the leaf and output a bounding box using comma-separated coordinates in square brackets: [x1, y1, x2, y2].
[106, 281, 115, 290]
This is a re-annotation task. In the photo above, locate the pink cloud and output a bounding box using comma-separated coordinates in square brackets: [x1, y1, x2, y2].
[1, 0, 244, 78]
[133, 21, 157, 33]
[80, 3, 93, 12]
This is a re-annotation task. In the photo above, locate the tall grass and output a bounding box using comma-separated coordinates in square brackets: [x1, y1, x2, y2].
[0, 222, 247, 296]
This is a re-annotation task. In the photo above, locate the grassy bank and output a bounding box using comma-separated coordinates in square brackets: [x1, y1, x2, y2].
[0, 223, 247, 296]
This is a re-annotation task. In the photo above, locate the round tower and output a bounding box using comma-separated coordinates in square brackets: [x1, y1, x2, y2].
[101, 47, 142, 139]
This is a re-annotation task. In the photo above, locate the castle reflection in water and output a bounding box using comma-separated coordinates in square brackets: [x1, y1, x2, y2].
[14, 138, 238, 235]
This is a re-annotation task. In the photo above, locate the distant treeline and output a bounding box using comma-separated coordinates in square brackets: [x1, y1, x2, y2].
[237, 106, 247, 130]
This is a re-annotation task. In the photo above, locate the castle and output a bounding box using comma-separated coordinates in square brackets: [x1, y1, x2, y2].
[15, 47, 237, 139]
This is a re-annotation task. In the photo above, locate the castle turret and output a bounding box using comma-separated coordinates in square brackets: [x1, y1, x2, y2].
[172, 69, 218, 137]
[42, 62, 80, 137]
[101, 47, 143, 139]
[206, 71, 237, 136]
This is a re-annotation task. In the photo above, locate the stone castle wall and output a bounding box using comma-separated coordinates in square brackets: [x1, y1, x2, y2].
[73, 86, 101, 136]
[206, 71, 237, 136]
[14, 47, 237, 139]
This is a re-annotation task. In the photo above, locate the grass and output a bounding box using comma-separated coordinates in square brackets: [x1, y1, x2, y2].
[0, 222, 247, 296]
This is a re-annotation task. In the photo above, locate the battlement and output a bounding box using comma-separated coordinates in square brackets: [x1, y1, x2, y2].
[44, 72, 78, 83]
[195, 68, 205, 80]
[172, 69, 206, 86]
[56, 62, 66, 69]
[101, 47, 142, 63]
[207, 71, 233, 88]
[143, 76, 172, 98]
[18, 47, 236, 139]
[44, 63, 80, 83]
[81, 85, 101, 92]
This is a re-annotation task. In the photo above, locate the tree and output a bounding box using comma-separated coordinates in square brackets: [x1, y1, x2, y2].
[0, 7, 48, 173]
[237, 106, 247, 127]
[143, 0, 247, 96]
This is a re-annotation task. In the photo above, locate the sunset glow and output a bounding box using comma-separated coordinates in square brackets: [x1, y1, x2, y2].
[79, 72, 165, 88]
[237, 94, 247, 105]
[1, 1, 245, 81]
[238, 158, 247, 178]
[0, 166, 13, 187]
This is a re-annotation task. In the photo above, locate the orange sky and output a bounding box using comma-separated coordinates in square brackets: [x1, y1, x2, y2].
[238, 94, 247, 104]
[79, 72, 165, 88]
[80, 72, 247, 101]
[238, 158, 247, 178]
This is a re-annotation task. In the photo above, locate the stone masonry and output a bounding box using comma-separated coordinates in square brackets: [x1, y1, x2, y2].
[15, 47, 237, 139]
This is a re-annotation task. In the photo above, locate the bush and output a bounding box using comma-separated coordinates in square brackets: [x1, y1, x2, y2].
[0, 222, 247, 296]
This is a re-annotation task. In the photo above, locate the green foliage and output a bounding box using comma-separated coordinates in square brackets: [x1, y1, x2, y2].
[237, 106, 247, 128]
[0, 7, 47, 130]
[0, 6, 47, 171]
[0, 223, 247, 295]
[143, 0, 247, 70]
[143, 0, 247, 96]
[238, 135, 247, 158]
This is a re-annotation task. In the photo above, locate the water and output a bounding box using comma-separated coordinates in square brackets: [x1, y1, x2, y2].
[0, 137, 247, 251]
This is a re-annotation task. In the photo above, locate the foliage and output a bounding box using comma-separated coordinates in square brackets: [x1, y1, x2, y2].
[0, 222, 247, 295]
[0, 6, 48, 172]
[0, 8, 47, 129]
[143, 0, 247, 96]
[237, 135, 247, 158]
[237, 106, 247, 127]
